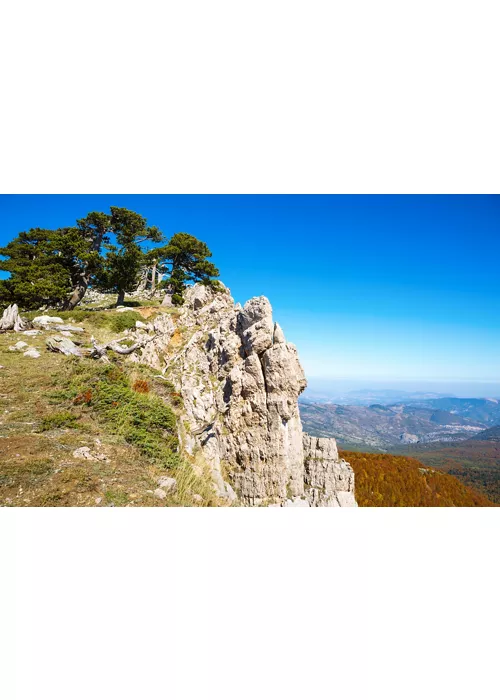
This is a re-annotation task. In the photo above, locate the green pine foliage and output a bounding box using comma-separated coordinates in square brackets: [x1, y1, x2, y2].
[0, 229, 72, 309]
[94, 208, 164, 305]
[0, 207, 218, 312]
[156, 232, 220, 304]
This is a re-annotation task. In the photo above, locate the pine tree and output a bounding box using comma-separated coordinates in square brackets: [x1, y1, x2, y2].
[156, 232, 220, 305]
[0, 229, 72, 309]
[95, 208, 163, 306]
[62, 212, 112, 310]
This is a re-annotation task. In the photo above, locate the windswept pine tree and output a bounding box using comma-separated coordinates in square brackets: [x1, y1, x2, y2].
[0, 209, 218, 311]
[156, 232, 220, 304]
[93, 208, 163, 306]
[62, 212, 113, 310]
[0, 229, 72, 309]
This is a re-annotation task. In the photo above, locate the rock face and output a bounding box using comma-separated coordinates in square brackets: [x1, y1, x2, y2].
[131, 284, 356, 507]
[303, 435, 356, 506]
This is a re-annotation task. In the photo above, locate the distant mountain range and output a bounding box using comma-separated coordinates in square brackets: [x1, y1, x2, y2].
[300, 388, 453, 406]
[299, 395, 500, 503]
[469, 425, 500, 442]
[299, 397, 500, 448]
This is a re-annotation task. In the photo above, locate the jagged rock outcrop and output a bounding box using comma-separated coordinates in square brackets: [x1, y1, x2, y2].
[0, 304, 30, 332]
[303, 435, 356, 506]
[130, 283, 356, 507]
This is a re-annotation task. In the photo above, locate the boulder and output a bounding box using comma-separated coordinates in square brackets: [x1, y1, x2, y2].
[32, 315, 64, 326]
[23, 349, 41, 358]
[9, 341, 29, 351]
[0, 304, 29, 331]
[156, 476, 177, 493]
[46, 336, 83, 357]
[54, 325, 85, 333]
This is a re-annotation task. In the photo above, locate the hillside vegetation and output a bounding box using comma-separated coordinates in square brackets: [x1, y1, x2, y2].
[341, 451, 495, 507]
[389, 438, 500, 504]
[0, 304, 219, 507]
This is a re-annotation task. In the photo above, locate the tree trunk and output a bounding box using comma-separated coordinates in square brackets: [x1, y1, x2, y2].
[65, 276, 88, 310]
[136, 266, 149, 293]
[116, 289, 125, 306]
[151, 261, 157, 293]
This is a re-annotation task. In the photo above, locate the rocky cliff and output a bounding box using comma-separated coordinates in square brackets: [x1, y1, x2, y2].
[131, 284, 356, 507]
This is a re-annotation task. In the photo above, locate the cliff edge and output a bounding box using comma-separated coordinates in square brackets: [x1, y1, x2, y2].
[131, 283, 356, 507]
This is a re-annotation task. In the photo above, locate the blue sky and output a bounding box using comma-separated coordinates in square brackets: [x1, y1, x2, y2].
[1, 195, 499, 386]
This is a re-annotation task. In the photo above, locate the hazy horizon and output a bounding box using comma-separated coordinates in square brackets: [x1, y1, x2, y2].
[302, 377, 500, 400]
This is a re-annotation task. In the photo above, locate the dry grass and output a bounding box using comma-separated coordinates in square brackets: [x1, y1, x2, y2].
[0, 308, 220, 507]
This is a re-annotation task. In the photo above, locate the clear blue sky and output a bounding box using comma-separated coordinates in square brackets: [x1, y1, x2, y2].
[1, 195, 499, 384]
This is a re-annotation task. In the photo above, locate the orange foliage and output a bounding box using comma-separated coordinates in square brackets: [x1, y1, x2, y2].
[341, 451, 495, 507]
[73, 389, 92, 405]
[132, 380, 150, 394]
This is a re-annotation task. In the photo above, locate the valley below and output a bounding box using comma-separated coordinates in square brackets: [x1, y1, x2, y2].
[299, 397, 500, 504]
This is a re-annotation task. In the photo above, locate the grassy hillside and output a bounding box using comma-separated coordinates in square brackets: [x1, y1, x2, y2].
[0, 306, 219, 507]
[341, 450, 495, 507]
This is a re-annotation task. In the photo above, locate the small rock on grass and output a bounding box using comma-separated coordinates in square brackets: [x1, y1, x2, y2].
[154, 488, 167, 500]
[23, 349, 41, 358]
[9, 341, 28, 351]
[73, 446, 108, 462]
[33, 315, 64, 326]
[157, 476, 177, 493]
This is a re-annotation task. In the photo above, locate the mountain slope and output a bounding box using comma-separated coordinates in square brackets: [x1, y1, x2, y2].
[299, 401, 486, 447]
[469, 425, 500, 441]
[341, 451, 495, 507]
[1, 286, 356, 507]
[388, 433, 500, 504]
[405, 397, 500, 425]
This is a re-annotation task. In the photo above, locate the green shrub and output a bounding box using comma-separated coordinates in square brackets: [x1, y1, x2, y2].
[107, 311, 142, 333]
[65, 361, 181, 469]
[39, 411, 78, 431]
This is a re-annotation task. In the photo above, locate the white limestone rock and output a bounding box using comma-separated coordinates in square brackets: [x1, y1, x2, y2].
[157, 476, 177, 494]
[303, 434, 356, 507]
[46, 336, 83, 357]
[146, 283, 357, 507]
[54, 325, 85, 333]
[32, 315, 64, 326]
[102, 282, 356, 507]
[0, 304, 29, 331]
[73, 446, 108, 461]
[9, 341, 29, 351]
[23, 349, 41, 359]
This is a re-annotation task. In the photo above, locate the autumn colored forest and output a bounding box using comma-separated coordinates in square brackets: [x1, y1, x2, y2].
[341, 451, 496, 507]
